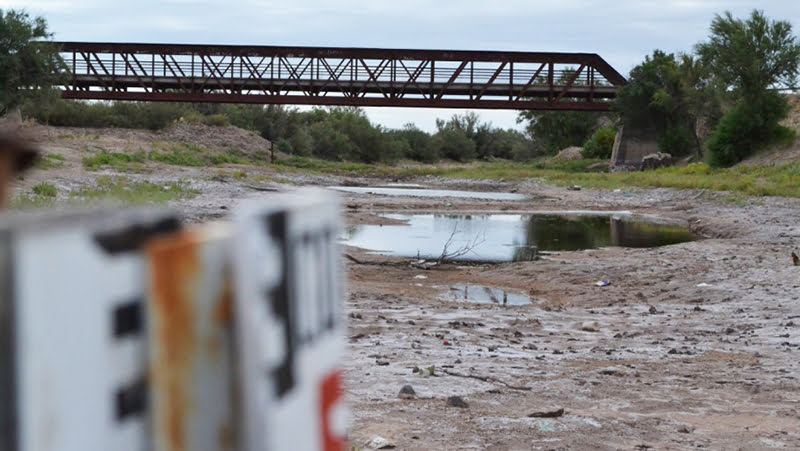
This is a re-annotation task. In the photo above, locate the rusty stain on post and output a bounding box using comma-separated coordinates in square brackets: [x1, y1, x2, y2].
[147, 230, 200, 451]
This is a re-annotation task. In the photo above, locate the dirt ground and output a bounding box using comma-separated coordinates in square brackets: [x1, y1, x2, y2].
[13, 124, 800, 450]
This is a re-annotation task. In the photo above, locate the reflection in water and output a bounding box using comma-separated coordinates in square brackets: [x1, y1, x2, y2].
[328, 186, 529, 201]
[443, 284, 532, 306]
[341, 213, 696, 263]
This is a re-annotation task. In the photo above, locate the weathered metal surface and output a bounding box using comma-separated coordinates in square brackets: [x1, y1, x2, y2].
[145, 223, 236, 451]
[233, 190, 346, 451]
[0, 208, 179, 451]
[55, 42, 625, 111]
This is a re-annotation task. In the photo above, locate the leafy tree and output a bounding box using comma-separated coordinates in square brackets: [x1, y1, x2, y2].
[613, 50, 713, 157]
[696, 10, 800, 102]
[432, 113, 480, 161]
[517, 110, 598, 155]
[697, 10, 800, 166]
[517, 68, 606, 155]
[391, 124, 438, 162]
[0, 9, 64, 115]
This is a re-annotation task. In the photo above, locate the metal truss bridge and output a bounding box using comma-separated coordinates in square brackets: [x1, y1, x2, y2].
[56, 42, 627, 111]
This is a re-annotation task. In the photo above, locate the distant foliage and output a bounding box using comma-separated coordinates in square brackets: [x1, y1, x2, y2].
[0, 9, 65, 114]
[517, 110, 599, 156]
[23, 100, 537, 164]
[581, 127, 616, 159]
[698, 10, 800, 167]
[613, 10, 800, 167]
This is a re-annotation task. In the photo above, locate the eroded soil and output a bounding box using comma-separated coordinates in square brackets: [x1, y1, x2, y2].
[14, 124, 800, 450]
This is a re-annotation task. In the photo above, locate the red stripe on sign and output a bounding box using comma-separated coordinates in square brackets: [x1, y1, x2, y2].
[319, 370, 345, 451]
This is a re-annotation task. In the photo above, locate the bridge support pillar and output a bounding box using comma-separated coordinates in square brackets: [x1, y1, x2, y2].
[610, 125, 660, 169]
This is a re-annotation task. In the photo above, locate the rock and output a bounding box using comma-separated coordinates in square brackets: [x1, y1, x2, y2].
[399, 385, 417, 399]
[446, 396, 469, 408]
[584, 162, 610, 172]
[580, 321, 600, 332]
[376, 360, 390, 366]
[528, 407, 565, 418]
[365, 436, 396, 449]
[553, 146, 584, 161]
[640, 152, 673, 170]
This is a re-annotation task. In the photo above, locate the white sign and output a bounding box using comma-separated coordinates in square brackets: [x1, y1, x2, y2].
[233, 190, 346, 451]
[0, 209, 180, 451]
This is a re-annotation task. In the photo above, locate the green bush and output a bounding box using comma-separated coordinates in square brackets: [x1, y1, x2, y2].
[707, 92, 791, 167]
[32, 183, 57, 197]
[581, 127, 617, 159]
[657, 122, 695, 157]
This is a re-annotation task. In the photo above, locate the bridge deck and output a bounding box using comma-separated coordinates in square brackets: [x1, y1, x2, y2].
[57, 42, 626, 111]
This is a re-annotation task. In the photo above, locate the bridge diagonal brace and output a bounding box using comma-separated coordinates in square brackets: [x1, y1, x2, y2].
[319, 58, 351, 98]
[436, 60, 468, 100]
[160, 54, 188, 91]
[397, 60, 430, 99]
[553, 64, 586, 103]
[358, 59, 390, 98]
[80, 51, 111, 91]
[514, 62, 547, 101]
[277, 57, 311, 96]
[122, 53, 151, 93]
[240, 56, 271, 94]
[475, 62, 508, 100]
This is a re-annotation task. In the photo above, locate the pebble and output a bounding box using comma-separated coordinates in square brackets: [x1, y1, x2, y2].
[446, 396, 469, 408]
[399, 385, 417, 399]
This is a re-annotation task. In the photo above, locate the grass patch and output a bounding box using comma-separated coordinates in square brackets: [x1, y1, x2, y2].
[272, 155, 800, 198]
[83, 151, 147, 172]
[34, 153, 66, 170]
[149, 142, 252, 167]
[32, 183, 58, 197]
[72, 176, 200, 204]
[12, 193, 56, 209]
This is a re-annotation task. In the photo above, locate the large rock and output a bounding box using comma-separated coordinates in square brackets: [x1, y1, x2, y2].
[641, 152, 673, 170]
[553, 146, 584, 161]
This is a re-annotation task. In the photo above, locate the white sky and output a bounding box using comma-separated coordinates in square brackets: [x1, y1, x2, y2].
[2, 0, 799, 131]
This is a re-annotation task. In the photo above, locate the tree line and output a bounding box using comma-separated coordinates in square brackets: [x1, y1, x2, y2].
[3, 8, 800, 167]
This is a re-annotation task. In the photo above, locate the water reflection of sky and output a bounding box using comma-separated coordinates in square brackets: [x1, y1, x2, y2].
[328, 186, 528, 201]
[341, 213, 696, 262]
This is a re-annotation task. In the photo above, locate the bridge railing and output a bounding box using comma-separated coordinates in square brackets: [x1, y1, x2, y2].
[55, 42, 626, 111]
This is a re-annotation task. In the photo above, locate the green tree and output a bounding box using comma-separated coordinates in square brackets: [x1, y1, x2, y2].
[517, 68, 605, 155]
[0, 9, 64, 115]
[697, 10, 800, 166]
[391, 124, 438, 162]
[433, 114, 479, 161]
[613, 50, 713, 157]
[517, 110, 598, 155]
[696, 10, 800, 102]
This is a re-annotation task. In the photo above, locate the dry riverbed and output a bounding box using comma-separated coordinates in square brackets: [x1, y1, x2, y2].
[13, 124, 800, 450]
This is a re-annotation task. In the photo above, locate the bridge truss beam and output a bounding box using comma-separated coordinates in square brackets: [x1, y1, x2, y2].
[55, 42, 626, 111]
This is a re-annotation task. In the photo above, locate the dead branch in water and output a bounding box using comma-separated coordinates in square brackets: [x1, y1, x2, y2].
[438, 224, 485, 264]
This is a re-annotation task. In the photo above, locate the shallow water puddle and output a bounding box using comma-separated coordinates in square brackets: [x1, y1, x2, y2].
[442, 284, 533, 306]
[328, 186, 528, 201]
[341, 213, 696, 262]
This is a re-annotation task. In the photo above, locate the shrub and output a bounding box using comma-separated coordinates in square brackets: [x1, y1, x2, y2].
[582, 127, 617, 159]
[32, 183, 57, 197]
[707, 92, 791, 167]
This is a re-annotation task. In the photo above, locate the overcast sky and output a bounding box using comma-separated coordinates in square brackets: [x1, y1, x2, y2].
[2, 0, 799, 131]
